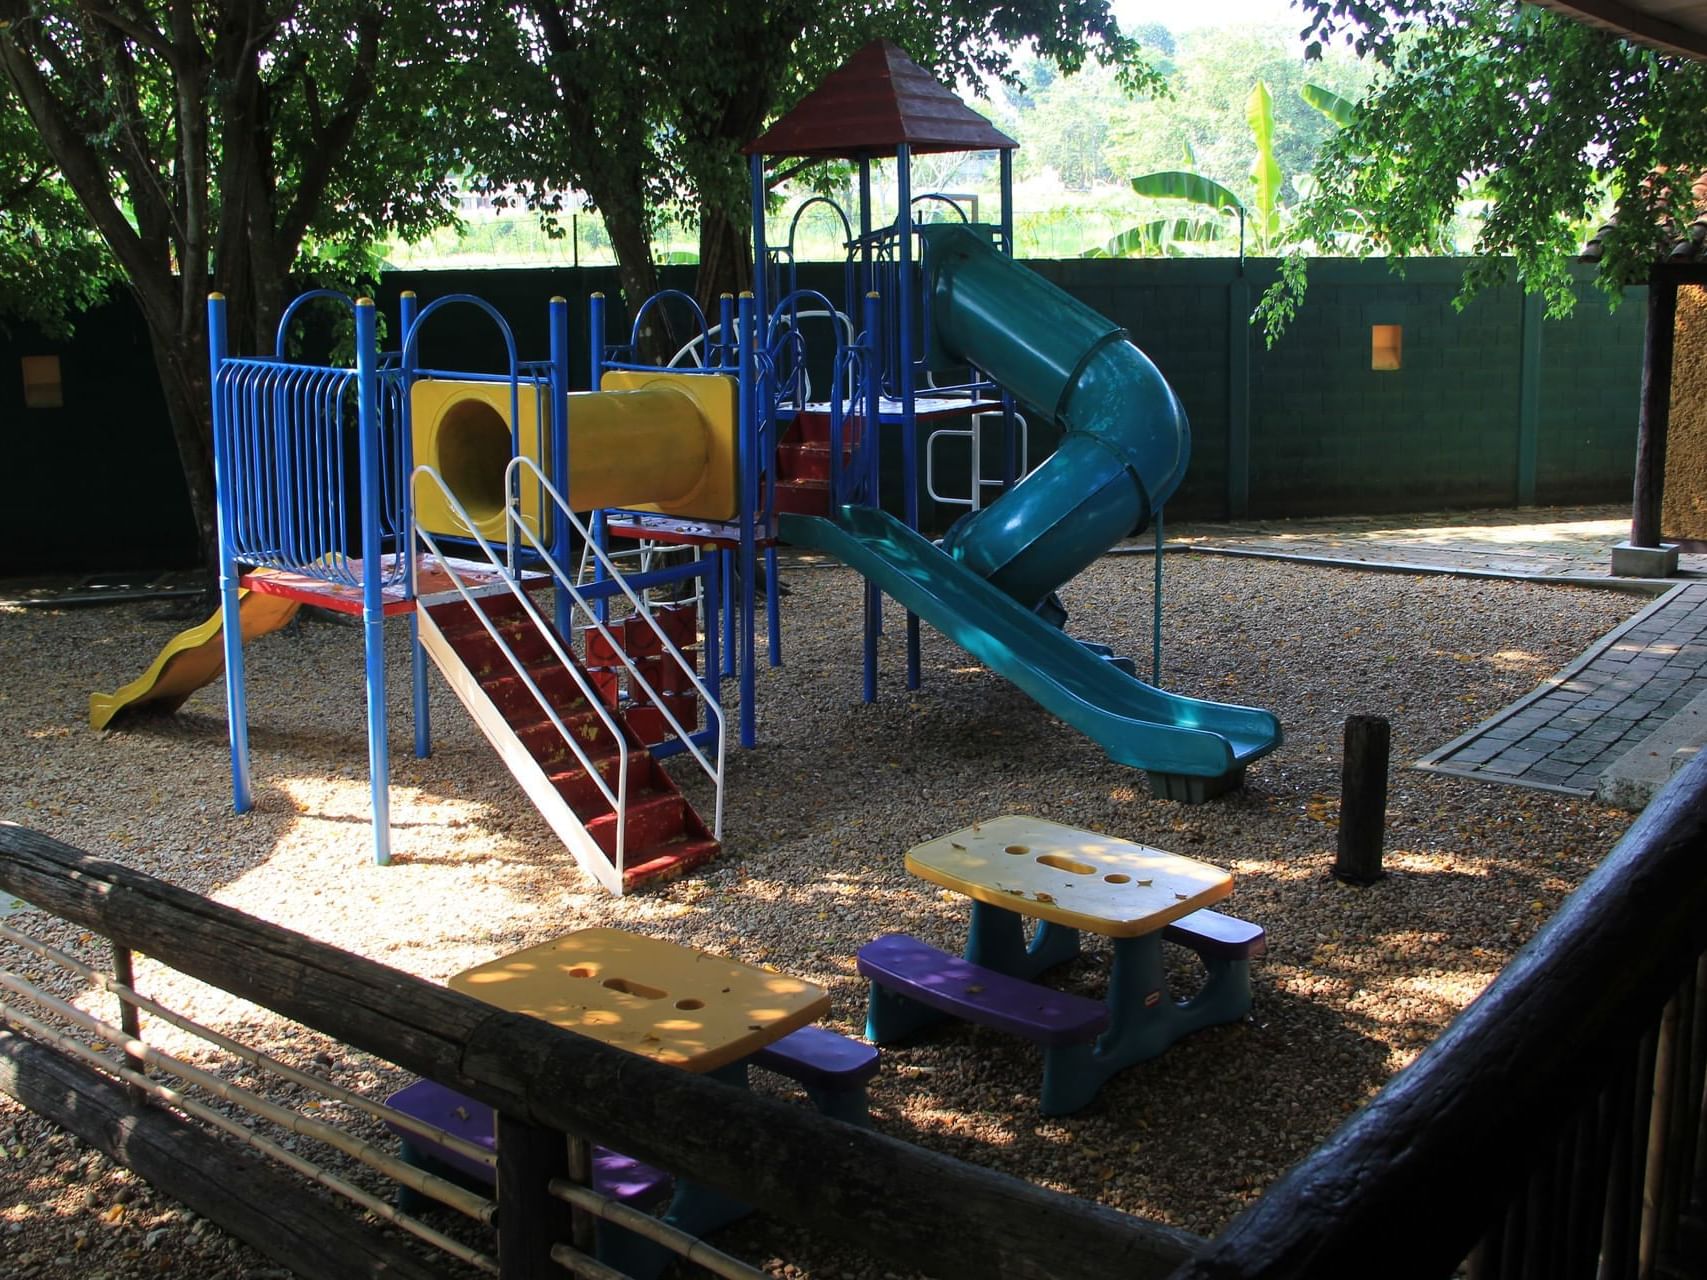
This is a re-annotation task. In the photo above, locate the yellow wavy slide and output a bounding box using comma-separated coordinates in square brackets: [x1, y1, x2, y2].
[89, 590, 301, 730]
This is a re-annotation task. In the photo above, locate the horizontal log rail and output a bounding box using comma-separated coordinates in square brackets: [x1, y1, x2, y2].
[0, 821, 1201, 1280]
[1164, 749, 1707, 1280]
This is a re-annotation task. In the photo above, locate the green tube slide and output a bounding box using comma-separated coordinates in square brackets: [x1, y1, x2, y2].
[781, 223, 1280, 793]
[922, 223, 1190, 608]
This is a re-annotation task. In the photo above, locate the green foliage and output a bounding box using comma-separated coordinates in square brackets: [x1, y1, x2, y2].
[1, 0, 473, 565]
[1268, 1, 1707, 338]
[1098, 79, 1366, 258]
[0, 81, 111, 335]
[465, 0, 1165, 315]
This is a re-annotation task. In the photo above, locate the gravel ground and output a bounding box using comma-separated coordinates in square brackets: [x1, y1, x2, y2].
[0, 550, 1642, 1278]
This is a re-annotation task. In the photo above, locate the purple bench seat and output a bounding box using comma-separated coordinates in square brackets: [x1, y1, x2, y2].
[383, 1079, 670, 1208]
[857, 933, 1109, 1046]
[1163, 908, 1267, 961]
[752, 1024, 880, 1090]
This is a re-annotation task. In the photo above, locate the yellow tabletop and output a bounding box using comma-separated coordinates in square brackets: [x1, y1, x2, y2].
[449, 927, 830, 1073]
[905, 816, 1233, 938]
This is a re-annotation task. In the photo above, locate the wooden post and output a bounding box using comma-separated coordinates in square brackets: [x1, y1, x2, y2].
[1334, 715, 1389, 886]
[1633, 270, 1678, 549]
[496, 1114, 575, 1280]
[111, 943, 146, 1104]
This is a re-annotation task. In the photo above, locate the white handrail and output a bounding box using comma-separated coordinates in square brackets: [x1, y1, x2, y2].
[926, 410, 1032, 512]
[504, 455, 724, 842]
[411, 467, 631, 868]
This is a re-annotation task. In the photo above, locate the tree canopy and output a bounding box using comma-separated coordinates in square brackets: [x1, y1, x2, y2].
[0, 77, 109, 336]
[1261, 0, 1707, 335]
[463, 0, 1160, 354]
[0, 0, 468, 569]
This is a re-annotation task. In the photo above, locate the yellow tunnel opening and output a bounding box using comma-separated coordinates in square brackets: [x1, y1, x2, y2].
[433, 397, 514, 528]
[411, 371, 738, 542]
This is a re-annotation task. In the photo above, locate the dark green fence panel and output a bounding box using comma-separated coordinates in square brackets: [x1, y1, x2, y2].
[2, 258, 1646, 569]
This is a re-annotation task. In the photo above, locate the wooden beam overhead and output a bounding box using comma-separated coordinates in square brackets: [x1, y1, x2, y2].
[1533, 0, 1707, 61]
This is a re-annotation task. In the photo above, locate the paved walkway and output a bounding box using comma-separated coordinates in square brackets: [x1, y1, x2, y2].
[1168, 505, 1707, 804]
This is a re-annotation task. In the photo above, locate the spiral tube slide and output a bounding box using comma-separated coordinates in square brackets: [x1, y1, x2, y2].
[780, 224, 1279, 791]
[924, 223, 1190, 607]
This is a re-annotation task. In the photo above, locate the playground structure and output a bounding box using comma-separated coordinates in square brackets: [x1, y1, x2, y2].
[91, 39, 1280, 892]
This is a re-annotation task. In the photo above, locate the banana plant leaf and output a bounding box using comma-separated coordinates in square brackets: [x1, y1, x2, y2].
[1090, 217, 1228, 258]
[1300, 82, 1357, 127]
[1247, 83, 1283, 247]
[1128, 170, 1244, 215]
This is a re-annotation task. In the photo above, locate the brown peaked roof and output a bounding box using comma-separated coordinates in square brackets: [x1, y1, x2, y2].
[743, 39, 1017, 160]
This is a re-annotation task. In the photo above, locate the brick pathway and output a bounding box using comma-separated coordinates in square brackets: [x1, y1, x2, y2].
[1417, 584, 1707, 795]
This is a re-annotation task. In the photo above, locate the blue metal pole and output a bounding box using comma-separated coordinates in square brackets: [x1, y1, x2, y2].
[897, 144, 921, 690]
[550, 296, 574, 640]
[589, 291, 605, 386]
[718, 293, 735, 369]
[355, 298, 392, 866]
[207, 293, 254, 814]
[1153, 506, 1165, 686]
[862, 289, 881, 704]
[399, 291, 432, 762]
[588, 292, 609, 625]
[765, 544, 781, 668]
[737, 291, 757, 747]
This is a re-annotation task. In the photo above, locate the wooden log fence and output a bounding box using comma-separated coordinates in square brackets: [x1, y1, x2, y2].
[8, 736, 1707, 1279]
[0, 821, 1201, 1280]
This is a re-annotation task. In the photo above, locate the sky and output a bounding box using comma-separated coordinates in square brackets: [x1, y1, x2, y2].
[1114, 0, 1307, 35]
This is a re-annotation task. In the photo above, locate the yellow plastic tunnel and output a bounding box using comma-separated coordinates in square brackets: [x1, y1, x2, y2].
[411, 369, 739, 542]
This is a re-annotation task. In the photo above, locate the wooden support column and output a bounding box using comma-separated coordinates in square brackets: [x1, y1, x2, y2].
[1333, 715, 1389, 886]
[1633, 270, 1679, 548]
[497, 1114, 576, 1280]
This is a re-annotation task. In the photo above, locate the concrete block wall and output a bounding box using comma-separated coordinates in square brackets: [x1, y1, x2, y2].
[1, 256, 1647, 569]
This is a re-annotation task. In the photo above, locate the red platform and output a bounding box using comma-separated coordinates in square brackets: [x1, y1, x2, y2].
[241, 555, 548, 617]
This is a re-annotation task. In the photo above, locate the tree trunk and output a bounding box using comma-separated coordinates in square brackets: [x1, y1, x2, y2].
[599, 207, 676, 365]
[695, 202, 753, 317]
[139, 315, 220, 588]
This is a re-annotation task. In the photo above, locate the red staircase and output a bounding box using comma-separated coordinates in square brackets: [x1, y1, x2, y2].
[773, 409, 862, 516]
[419, 592, 719, 893]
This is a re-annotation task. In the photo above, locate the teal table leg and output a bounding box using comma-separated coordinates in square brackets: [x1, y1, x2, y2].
[866, 974, 948, 1042]
[1098, 934, 1192, 1063]
[966, 900, 1079, 978]
[1041, 932, 1225, 1115]
[1174, 954, 1254, 1027]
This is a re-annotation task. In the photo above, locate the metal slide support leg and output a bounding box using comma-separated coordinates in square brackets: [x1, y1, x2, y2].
[765, 545, 782, 667]
[863, 580, 879, 704]
[740, 540, 756, 749]
[410, 613, 430, 759]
